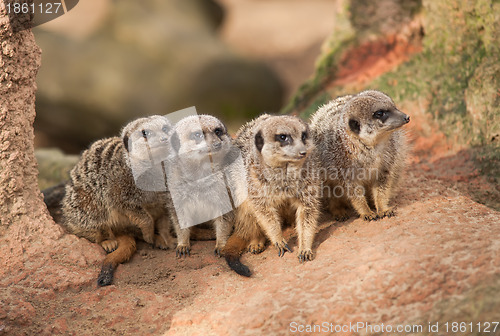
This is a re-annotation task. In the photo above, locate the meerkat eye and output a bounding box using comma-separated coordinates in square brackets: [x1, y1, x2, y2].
[190, 131, 204, 140]
[141, 129, 152, 138]
[275, 134, 291, 144]
[373, 110, 387, 119]
[214, 128, 224, 137]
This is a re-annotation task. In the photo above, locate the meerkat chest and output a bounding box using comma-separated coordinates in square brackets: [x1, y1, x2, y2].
[351, 146, 386, 183]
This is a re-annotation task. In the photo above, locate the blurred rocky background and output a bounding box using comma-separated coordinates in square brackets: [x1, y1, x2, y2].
[33, 0, 337, 153]
[34, 0, 337, 188]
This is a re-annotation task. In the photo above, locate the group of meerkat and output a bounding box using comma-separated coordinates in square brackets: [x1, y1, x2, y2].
[43, 90, 410, 284]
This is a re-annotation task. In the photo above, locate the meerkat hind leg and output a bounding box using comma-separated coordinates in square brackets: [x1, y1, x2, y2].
[248, 235, 266, 254]
[97, 227, 118, 253]
[100, 240, 118, 253]
[123, 209, 155, 244]
[328, 197, 350, 222]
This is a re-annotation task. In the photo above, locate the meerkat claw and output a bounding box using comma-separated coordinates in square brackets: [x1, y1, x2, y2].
[362, 212, 378, 221]
[276, 242, 292, 257]
[298, 250, 314, 262]
[176, 246, 190, 258]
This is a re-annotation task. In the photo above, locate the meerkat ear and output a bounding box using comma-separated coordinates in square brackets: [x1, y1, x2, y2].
[123, 135, 131, 152]
[170, 131, 180, 153]
[254, 130, 264, 152]
[348, 119, 361, 134]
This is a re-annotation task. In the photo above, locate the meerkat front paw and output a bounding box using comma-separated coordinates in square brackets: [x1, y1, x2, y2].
[275, 240, 292, 257]
[141, 229, 155, 245]
[154, 234, 175, 250]
[100, 239, 118, 253]
[329, 208, 350, 222]
[361, 211, 378, 221]
[298, 249, 314, 262]
[214, 244, 226, 257]
[248, 242, 266, 254]
[175, 244, 191, 258]
[377, 207, 396, 219]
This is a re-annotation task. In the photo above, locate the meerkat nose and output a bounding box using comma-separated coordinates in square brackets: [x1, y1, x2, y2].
[404, 115, 410, 124]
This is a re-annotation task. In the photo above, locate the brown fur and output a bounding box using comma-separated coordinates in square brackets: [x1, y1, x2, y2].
[224, 114, 322, 276]
[310, 90, 410, 221]
[60, 115, 175, 286]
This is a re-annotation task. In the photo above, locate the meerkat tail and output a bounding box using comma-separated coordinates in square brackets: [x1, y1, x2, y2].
[190, 227, 216, 240]
[223, 234, 251, 277]
[97, 235, 137, 287]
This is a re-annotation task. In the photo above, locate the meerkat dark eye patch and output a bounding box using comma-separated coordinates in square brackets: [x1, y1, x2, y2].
[142, 129, 153, 139]
[255, 130, 264, 152]
[189, 130, 205, 144]
[301, 131, 308, 144]
[214, 127, 225, 138]
[170, 131, 180, 153]
[162, 124, 171, 133]
[348, 119, 361, 134]
[275, 134, 292, 146]
[373, 110, 390, 122]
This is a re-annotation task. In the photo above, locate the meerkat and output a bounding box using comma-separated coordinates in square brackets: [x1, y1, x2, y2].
[61, 115, 175, 286]
[223, 114, 322, 277]
[310, 90, 410, 221]
[165, 114, 244, 257]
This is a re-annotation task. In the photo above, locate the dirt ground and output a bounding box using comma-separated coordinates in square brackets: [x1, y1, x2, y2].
[3, 113, 498, 335]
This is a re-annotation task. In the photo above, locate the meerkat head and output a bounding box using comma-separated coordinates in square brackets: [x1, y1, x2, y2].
[253, 115, 312, 168]
[121, 115, 173, 163]
[344, 90, 410, 147]
[169, 114, 231, 164]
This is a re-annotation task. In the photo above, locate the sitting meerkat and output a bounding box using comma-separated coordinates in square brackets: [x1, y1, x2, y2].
[224, 114, 322, 277]
[61, 115, 175, 286]
[310, 90, 410, 221]
[165, 114, 243, 257]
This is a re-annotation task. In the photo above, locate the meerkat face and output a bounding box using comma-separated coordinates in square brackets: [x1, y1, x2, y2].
[345, 90, 410, 147]
[254, 116, 312, 168]
[122, 115, 173, 163]
[170, 115, 231, 164]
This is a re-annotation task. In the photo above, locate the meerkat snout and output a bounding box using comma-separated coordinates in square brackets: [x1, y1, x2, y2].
[374, 108, 410, 130]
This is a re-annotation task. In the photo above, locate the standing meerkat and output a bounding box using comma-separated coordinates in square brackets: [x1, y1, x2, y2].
[166, 114, 243, 257]
[61, 115, 175, 286]
[224, 114, 322, 277]
[310, 90, 410, 221]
